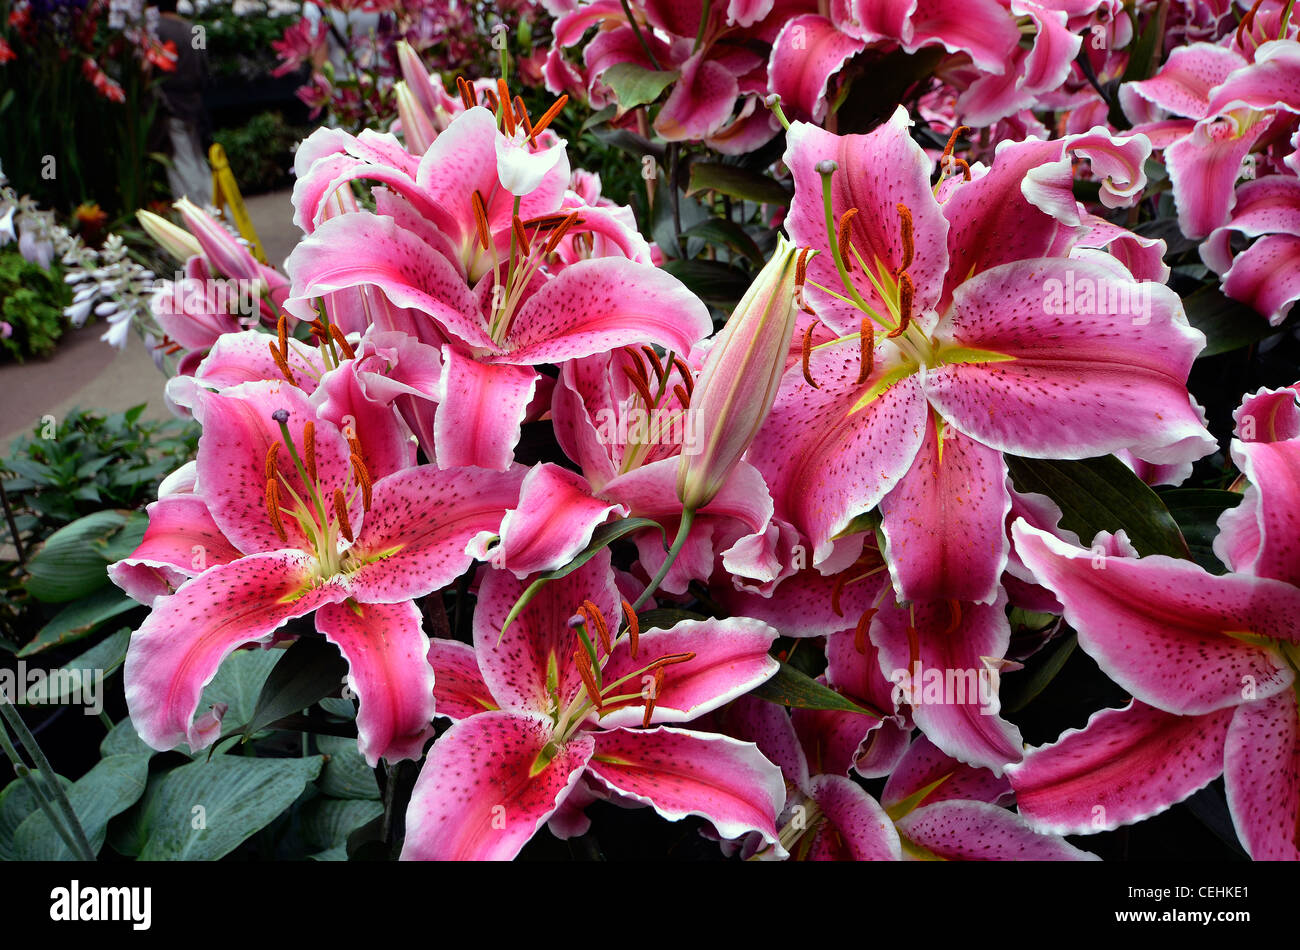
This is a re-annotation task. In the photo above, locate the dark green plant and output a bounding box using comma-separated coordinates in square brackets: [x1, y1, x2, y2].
[212, 111, 312, 195]
[0, 245, 72, 363]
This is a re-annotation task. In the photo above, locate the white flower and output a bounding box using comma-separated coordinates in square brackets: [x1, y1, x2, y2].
[495, 129, 568, 197]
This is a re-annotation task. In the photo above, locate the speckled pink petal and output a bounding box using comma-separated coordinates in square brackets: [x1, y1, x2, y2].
[1221, 234, 1300, 326]
[181, 330, 325, 402]
[908, 0, 1020, 73]
[1232, 384, 1300, 443]
[587, 726, 786, 851]
[1224, 691, 1300, 860]
[1007, 700, 1233, 836]
[718, 554, 888, 638]
[313, 360, 414, 482]
[721, 694, 811, 795]
[283, 212, 493, 350]
[654, 51, 738, 140]
[880, 414, 1010, 605]
[315, 599, 436, 766]
[1213, 440, 1300, 588]
[426, 638, 498, 721]
[825, 628, 902, 720]
[767, 15, 865, 125]
[925, 256, 1214, 465]
[1206, 39, 1300, 115]
[871, 593, 1024, 773]
[108, 494, 242, 606]
[881, 734, 1013, 814]
[473, 551, 621, 716]
[124, 552, 346, 752]
[804, 774, 902, 861]
[400, 711, 594, 860]
[897, 800, 1100, 860]
[495, 258, 711, 366]
[747, 342, 929, 566]
[595, 617, 779, 728]
[1125, 43, 1246, 119]
[782, 111, 949, 334]
[493, 463, 627, 577]
[1012, 521, 1300, 715]
[792, 703, 886, 779]
[195, 380, 354, 556]
[347, 464, 525, 602]
[433, 347, 538, 471]
[1165, 116, 1269, 238]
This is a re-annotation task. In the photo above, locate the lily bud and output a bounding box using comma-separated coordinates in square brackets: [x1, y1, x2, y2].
[676, 233, 802, 512]
[137, 209, 202, 263]
[174, 197, 260, 283]
[395, 81, 436, 155]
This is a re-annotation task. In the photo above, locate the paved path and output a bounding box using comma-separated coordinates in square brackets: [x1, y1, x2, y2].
[0, 189, 301, 458]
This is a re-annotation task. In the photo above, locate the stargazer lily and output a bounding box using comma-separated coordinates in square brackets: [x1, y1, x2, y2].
[1008, 390, 1300, 858]
[110, 379, 525, 766]
[747, 106, 1213, 605]
[401, 551, 787, 860]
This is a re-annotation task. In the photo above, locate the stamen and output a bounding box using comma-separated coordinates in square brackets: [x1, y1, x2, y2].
[895, 203, 914, 276]
[853, 608, 878, 654]
[650, 651, 696, 670]
[624, 345, 650, 385]
[456, 76, 476, 109]
[830, 571, 849, 617]
[888, 272, 914, 338]
[166, 343, 183, 355]
[952, 158, 971, 181]
[351, 453, 373, 510]
[940, 125, 970, 165]
[622, 365, 655, 408]
[268, 341, 296, 386]
[673, 383, 690, 408]
[328, 325, 355, 361]
[574, 648, 603, 711]
[530, 95, 568, 138]
[514, 96, 535, 143]
[265, 479, 287, 542]
[333, 488, 354, 543]
[308, 318, 328, 341]
[801, 322, 820, 389]
[481, 87, 500, 114]
[1237, 0, 1265, 47]
[640, 345, 665, 382]
[277, 314, 288, 356]
[541, 210, 582, 255]
[621, 599, 639, 659]
[511, 215, 531, 255]
[795, 246, 811, 286]
[857, 319, 875, 385]
[642, 667, 665, 727]
[836, 209, 858, 274]
[671, 356, 693, 394]
[582, 599, 611, 654]
[471, 190, 491, 250]
[497, 79, 515, 135]
[265, 441, 281, 481]
[303, 421, 317, 483]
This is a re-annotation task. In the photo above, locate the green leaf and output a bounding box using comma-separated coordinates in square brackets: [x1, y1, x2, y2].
[101, 717, 155, 759]
[1183, 284, 1293, 357]
[1005, 455, 1190, 559]
[61, 626, 131, 679]
[315, 735, 380, 800]
[23, 509, 129, 602]
[14, 754, 149, 860]
[138, 755, 324, 860]
[752, 661, 884, 718]
[18, 587, 137, 656]
[502, 518, 665, 633]
[681, 218, 765, 266]
[199, 648, 284, 742]
[1159, 488, 1243, 574]
[637, 607, 707, 631]
[601, 63, 680, 111]
[1001, 632, 1077, 715]
[301, 797, 383, 860]
[687, 162, 792, 206]
[234, 635, 348, 742]
[0, 770, 72, 861]
[94, 510, 148, 561]
[660, 259, 753, 307]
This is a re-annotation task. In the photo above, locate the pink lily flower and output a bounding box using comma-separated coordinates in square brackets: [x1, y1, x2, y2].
[1007, 389, 1300, 857]
[111, 379, 525, 766]
[722, 696, 1096, 860]
[1201, 173, 1300, 325]
[747, 107, 1212, 605]
[402, 551, 787, 860]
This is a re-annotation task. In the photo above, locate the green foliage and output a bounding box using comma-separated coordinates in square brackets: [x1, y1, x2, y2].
[212, 111, 314, 195]
[0, 246, 72, 363]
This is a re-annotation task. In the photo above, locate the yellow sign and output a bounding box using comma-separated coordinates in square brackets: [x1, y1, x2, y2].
[209, 143, 266, 264]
